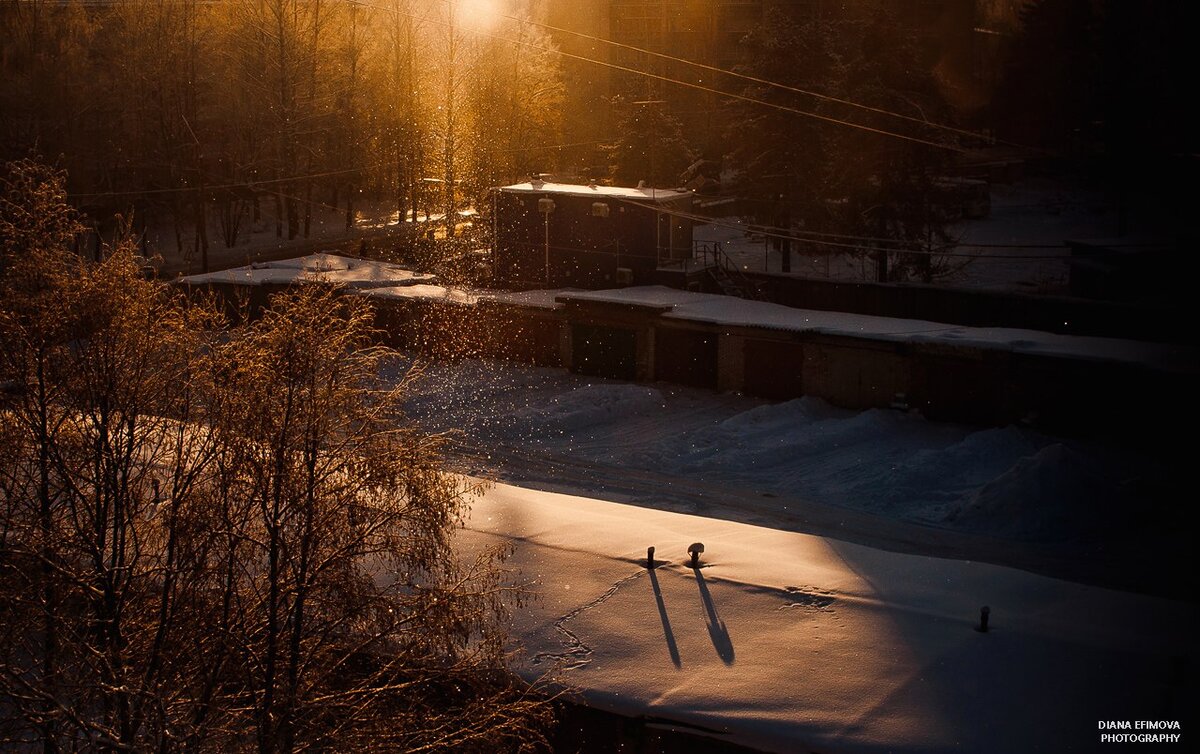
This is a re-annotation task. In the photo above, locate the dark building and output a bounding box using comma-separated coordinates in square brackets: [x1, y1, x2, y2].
[494, 180, 694, 288]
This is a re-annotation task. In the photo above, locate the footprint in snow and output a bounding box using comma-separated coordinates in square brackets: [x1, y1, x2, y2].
[780, 586, 837, 611]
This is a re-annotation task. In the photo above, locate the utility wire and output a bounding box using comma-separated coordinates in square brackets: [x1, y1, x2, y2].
[511, 10, 1012, 148]
[70, 0, 966, 204]
[612, 197, 1068, 258]
[66, 3, 1055, 253]
[77, 0, 968, 202]
[347, 0, 965, 153]
[68, 138, 613, 200]
[680, 212, 1069, 250]
[71, 165, 372, 200]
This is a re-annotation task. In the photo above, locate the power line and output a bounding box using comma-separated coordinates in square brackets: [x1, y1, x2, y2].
[68, 0, 968, 204]
[347, 0, 965, 153]
[70, 165, 371, 200]
[514, 10, 1011, 148]
[612, 197, 1068, 259]
[67, 137, 614, 201]
[685, 212, 1068, 250]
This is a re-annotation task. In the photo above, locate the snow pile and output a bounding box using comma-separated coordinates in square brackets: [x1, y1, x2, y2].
[943, 443, 1126, 540]
[460, 482, 1197, 754]
[875, 425, 1046, 516]
[510, 383, 667, 432]
[401, 359, 1168, 547]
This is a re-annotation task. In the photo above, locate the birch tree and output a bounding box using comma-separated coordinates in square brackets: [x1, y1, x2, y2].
[0, 158, 551, 753]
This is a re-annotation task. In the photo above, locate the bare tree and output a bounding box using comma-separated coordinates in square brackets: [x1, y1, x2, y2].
[466, 13, 564, 202]
[2, 158, 237, 750]
[0, 159, 551, 753]
[380, 0, 427, 231]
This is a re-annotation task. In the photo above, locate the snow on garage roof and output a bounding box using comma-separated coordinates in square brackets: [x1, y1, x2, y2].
[499, 181, 692, 203]
[178, 253, 438, 289]
[556, 286, 1198, 372]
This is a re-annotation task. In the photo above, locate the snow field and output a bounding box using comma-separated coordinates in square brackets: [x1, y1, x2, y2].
[400, 358, 1167, 545]
[460, 482, 1197, 754]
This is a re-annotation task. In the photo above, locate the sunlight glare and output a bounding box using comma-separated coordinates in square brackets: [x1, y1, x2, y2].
[456, 0, 502, 31]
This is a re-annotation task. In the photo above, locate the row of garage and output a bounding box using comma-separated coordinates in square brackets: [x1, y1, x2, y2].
[182, 278, 1193, 439]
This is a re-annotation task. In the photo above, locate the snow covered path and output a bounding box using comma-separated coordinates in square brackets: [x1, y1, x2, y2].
[462, 482, 1196, 754]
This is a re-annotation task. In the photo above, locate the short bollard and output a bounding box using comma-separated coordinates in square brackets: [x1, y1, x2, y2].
[979, 606, 991, 633]
[687, 542, 705, 568]
[647, 546, 656, 569]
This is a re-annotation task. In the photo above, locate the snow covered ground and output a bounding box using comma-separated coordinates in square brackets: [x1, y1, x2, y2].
[693, 178, 1131, 293]
[399, 357, 1189, 597]
[459, 482, 1196, 753]
[150, 200, 475, 277]
[384, 295, 1190, 749]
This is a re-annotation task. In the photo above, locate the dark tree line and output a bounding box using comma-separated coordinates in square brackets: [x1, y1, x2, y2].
[0, 0, 564, 263]
[723, 2, 958, 282]
[0, 159, 551, 752]
[993, 0, 1197, 232]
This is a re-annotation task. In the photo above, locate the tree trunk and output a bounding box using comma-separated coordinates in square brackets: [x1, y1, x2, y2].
[303, 181, 313, 239]
[195, 188, 209, 273]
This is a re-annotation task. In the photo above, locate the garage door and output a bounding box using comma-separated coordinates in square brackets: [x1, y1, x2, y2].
[655, 328, 718, 389]
[743, 339, 804, 399]
[571, 324, 637, 381]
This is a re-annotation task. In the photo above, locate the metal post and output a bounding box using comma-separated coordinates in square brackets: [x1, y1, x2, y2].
[668, 208, 675, 262]
[538, 196, 555, 285]
[656, 210, 662, 265]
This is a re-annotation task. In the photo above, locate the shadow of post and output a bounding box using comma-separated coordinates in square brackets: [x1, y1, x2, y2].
[648, 566, 682, 668]
[694, 568, 735, 665]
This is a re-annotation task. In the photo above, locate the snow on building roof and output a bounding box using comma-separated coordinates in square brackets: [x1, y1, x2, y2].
[476, 288, 570, 310]
[178, 253, 438, 289]
[556, 286, 1197, 371]
[500, 181, 692, 203]
[355, 284, 477, 306]
[356, 286, 571, 310]
[464, 481, 1198, 754]
[558, 287, 702, 310]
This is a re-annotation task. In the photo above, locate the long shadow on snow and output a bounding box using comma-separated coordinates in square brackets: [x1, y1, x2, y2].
[649, 565, 683, 668]
[693, 567, 735, 665]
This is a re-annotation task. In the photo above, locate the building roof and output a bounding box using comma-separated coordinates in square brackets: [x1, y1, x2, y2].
[555, 286, 1198, 372]
[499, 181, 692, 203]
[177, 253, 437, 289]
